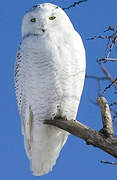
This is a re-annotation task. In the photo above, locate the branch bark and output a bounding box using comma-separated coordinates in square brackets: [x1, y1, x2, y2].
[44, 97, 117, 158]
[63, 0, 88, 10]
[100, 58, 117, 61]
[97, 97, 114, 137]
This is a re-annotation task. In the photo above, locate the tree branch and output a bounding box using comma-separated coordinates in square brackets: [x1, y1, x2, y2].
[97, 97, 114, 137]
[101, 160, 117, 165]
[98, 58, 117, 61]
[88, 22, 117, 59]
[99, 63, 117, 90]
[44, 97, 117, 158]
[63, 0, 88, 10]
[86, 75, 107, 81]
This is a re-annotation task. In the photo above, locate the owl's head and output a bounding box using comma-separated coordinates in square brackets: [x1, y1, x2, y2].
[22, 3, 74, 39]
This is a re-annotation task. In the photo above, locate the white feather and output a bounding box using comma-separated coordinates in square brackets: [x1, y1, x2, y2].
[15, 3, 86, 176]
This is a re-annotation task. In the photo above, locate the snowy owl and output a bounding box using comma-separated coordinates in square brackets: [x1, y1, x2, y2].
[15, 3, 86, 176]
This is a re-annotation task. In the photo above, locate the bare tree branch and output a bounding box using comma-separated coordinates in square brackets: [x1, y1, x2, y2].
[105, 35, 117, 58]
[110, 102, 117, 107]
[87, 23, 117, 120]
[97, 97, 114, 137]
[99, 63, 117, 90]
[87, 35, 108, 40]
[86, 75, 107, 81]
[104, 24, 117, 33]
[63, 0, 88, 10]
[44, 97, 117, 158]
[103, 79, 117, 94]
[98, 58, 117, 62]
[101, 160, 117, 165]
[88, 23, 117, 60]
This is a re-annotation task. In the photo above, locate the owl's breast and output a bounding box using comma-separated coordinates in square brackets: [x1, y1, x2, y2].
[21, 33, 85, 120]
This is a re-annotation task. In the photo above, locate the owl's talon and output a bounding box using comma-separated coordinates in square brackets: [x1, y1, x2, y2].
[54, 115, 61, 120]
[62, 116, 67, 121]
[51, 115, 67, 121]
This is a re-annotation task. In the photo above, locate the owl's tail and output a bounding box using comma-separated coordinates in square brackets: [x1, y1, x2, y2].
[24, 122, 68, 176]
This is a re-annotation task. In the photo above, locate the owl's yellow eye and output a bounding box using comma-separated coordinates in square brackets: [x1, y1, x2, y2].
[49, 16, 56, 20]
[30, 18, 36, 22]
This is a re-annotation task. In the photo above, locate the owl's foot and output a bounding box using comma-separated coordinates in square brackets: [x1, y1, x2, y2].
[51, 114, 67, 121]
[51, 105, 67, 121]
[61, 115, 67, 121]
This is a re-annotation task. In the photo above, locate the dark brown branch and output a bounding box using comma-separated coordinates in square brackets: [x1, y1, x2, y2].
[44, 97, 117, 158]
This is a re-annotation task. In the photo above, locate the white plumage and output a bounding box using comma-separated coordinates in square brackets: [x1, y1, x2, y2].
[15, 3, 86, 176]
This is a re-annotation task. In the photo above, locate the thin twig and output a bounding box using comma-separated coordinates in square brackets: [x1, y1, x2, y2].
[103, 79, 117, 93]
[98, 80, 103, 97]
[110, 102, 117, 107]
[101, 160, 117, 165]
[98, 58, 117, 62]
[105, 35, 117, 58]
[104, 23, 117, 32]
[99, 63, 117, 90]
[63, 0, 88, 10]
[87, 35, 107, 40]
[86, 75, 107, 81]
[88, 23, 117, 59]
[110, 109, 117, 121]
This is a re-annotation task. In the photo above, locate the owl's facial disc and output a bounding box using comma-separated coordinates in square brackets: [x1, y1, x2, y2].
[29, 14, 56, 33]
[30, 14, 57, 33]
[22, 3, 74, 38]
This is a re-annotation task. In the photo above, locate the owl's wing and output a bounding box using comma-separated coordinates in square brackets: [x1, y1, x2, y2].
[15, 45, 25, 132]
[15, 45, 32, 157]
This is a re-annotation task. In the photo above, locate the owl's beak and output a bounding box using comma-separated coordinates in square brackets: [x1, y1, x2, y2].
[42, 29, 45, 32]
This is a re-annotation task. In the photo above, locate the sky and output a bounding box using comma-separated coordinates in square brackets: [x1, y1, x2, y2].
[0, 0, 117, 179]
